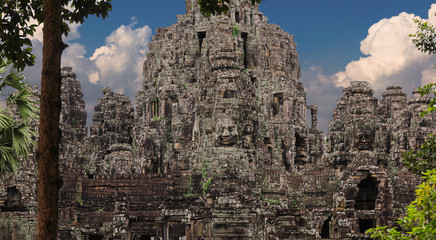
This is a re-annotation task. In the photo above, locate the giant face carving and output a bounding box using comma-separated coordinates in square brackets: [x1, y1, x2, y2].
[356, 128, 373, 150]
[216, 118, 238, 146]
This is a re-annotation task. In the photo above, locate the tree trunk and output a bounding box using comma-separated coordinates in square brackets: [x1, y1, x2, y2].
[37, 0, 63, 239]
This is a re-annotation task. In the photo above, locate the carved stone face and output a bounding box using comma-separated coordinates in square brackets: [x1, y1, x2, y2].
[216, 118, 238, 146]
[356, 129, 373, 150]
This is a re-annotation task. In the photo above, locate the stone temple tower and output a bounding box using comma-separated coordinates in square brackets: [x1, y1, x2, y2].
[135, 0, 321, 177]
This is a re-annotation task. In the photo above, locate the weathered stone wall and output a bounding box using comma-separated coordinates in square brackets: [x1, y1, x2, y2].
[324, 81, 435, 238]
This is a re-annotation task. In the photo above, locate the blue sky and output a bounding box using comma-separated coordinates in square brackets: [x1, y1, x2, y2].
[23, 0, 436, 134]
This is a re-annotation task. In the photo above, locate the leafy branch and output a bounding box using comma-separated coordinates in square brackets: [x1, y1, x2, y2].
[0, 56, 38, 175]
[367, 169, 436, 239]
[201, 161, 213, 196]
[409, 18, 436, 56]
[402, 134, 436, 176]
[417, 83, 436, 117]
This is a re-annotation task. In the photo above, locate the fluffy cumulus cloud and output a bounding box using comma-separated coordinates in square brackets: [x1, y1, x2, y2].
[89, 17, 151, 92]
[334, 4, 436, 91]
[304, 4, 436, 134]
[23, 17, 152, 125]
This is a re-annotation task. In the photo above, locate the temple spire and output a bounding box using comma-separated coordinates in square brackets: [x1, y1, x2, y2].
[186, 0, 193, 15]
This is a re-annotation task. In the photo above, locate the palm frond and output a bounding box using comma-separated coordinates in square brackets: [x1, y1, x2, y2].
[10, 122, 35, 157]
[3, 68, 27, 91]
[6, 86, 39, 121]
[0, 54, 38, 176]
[0, 145, 19, 175]
[0, 58, 12, 76]
[0, 108, 14, 129]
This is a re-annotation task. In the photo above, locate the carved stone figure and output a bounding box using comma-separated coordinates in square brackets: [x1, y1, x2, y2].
[356, 128, 373, 150]
[216, 118, 238, 146]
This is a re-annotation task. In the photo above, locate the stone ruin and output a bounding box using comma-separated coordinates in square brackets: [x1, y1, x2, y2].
[1, 0, 435, 239]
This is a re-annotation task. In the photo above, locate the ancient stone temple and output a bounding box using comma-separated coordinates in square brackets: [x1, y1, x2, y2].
[0, 0, 435, 239]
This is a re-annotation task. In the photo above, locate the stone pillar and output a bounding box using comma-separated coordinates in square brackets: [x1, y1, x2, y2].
[307, 105, 318, 129]
[186, 0, 192, 15]
[112, 192, 128, 240]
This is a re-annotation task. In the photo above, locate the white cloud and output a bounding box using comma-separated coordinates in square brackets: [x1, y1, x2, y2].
[332, 4, 436, 92]
[88, 72, 100, 85]
[64, 22, 82, 42]
[62, 18, 151, 124]
[304, 4, 436, 134]
[23, 17, 152, 126]
[89, 19, 152, 91]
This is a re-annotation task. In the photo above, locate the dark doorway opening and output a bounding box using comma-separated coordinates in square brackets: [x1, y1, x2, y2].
[89, 234, 104, 240]
[2, 186, 26, 211]
[355, 175, 378, 210]
[241, 32, 248, 69]
[359, 219, 375, 234]
[321, 216, 331, 239]
[198, 31, 206, 55]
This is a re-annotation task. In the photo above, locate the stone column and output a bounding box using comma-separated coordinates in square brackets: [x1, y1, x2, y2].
[112, 192, 128, 240]
[307, 105, 318, 129]
[186, 0, 192, 15]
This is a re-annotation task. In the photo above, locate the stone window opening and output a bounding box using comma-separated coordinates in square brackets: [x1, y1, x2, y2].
[241, 32, 248, 69]
[295, 133, 304, 152]
[3, 186, 25, 211]
[385, 133, 391, 153]
[295, 133, 307, 165]
[250, 76, 256, 84]
[355, 175, 378, 210]
[150, 98, 160, 119]
[359, 219, 375, 234]
[320, 216, 331, 239]
[223, 89, 236, 98]
[272, 93, 284, 116]
[197, 31, 206, 55]
[235, 11, 240, 23]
